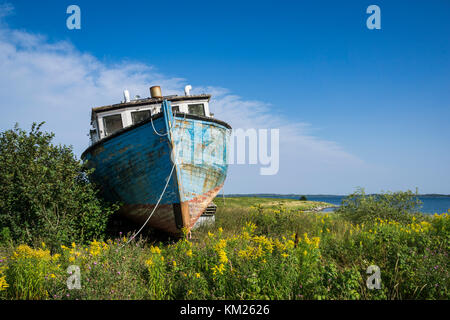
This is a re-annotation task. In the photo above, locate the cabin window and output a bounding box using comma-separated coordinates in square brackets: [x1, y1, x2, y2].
[131, 110, 151, 124]
[172, 105, 179, 113]
[103, 114, 123, 136]
[188, 104, 205, 116]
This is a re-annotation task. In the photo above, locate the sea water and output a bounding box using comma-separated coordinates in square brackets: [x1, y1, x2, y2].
[230, 194, 450, 214]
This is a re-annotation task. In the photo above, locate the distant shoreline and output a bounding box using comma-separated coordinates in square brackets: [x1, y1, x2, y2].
[224, 193, 450, 198]
[220, 194, 450, 214]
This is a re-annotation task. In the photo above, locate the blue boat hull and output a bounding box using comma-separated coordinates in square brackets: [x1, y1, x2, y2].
[82, 111, 231, 235]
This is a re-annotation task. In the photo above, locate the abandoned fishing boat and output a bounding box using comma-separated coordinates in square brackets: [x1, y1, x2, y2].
[81, 85, 231, 235]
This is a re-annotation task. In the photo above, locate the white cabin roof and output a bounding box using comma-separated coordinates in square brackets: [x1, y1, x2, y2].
[91, 94, 211, 120]
[88, 94, 213, 144]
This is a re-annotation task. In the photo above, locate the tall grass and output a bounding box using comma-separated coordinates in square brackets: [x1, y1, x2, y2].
[0, 198, 448, 300]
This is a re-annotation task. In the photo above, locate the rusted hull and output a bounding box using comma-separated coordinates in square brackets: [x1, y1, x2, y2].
[119, 183, 224, 235]
[120, 204, 181, 235]
[82, 108, 231, 235]
[184, 184, 224, 229]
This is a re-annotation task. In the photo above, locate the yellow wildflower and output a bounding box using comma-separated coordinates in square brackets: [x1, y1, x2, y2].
[285, 240, 295, 250]
[150, 246, 161, 255]
[211, 263, 225, 276]
[218, 250, 228, 264]
[244, 221, 257, 234]
[311, 237, 320, 248]
[238, 249, 248, 259]
[242, 231, 250, 240]
[12, 245, 52, 261]
[0, 275, 8, 291]
[214, 239, 227, 251]
[145, 258, 154, 267]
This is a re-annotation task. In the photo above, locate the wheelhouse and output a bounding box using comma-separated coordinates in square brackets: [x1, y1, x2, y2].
[88, 87, 212, 144]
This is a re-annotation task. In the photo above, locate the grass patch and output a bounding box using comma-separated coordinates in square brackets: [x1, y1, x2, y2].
[215, 196, 334, 211]
[0, 195, 448, 300]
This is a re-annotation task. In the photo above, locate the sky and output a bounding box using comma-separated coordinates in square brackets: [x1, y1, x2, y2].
[0, 0, 449, 195]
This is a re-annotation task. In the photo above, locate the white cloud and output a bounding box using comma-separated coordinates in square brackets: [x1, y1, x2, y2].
[0, 6, 369, 194]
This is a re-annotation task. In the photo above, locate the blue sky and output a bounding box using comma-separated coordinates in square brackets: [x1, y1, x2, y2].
[0, 0, 449, 194]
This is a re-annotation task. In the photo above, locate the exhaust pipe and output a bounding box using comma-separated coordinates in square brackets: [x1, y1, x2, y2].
[150, 86, 162, 98]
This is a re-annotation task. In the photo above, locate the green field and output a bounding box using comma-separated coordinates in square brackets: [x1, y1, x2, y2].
[215, 196, 334, 211]
[2, 193, 448, 300]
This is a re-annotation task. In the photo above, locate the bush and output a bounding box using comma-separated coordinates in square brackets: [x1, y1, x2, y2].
[0, 227, 11, 244]
[336, 188, 422, 225]
[299, 196, 308, 201]
[0, 123, 118, 249]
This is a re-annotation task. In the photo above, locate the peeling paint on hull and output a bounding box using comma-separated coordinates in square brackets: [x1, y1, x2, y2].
[82, 112, 231, 235]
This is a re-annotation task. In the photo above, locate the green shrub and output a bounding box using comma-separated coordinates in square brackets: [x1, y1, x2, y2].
[336, 188, 422, 224]
[0, 227, 11, 244]
[0, 123, 118, 249]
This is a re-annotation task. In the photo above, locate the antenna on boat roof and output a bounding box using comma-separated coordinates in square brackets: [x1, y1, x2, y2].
[184, 85, 192, 96]
[123, 89, 131, 103]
